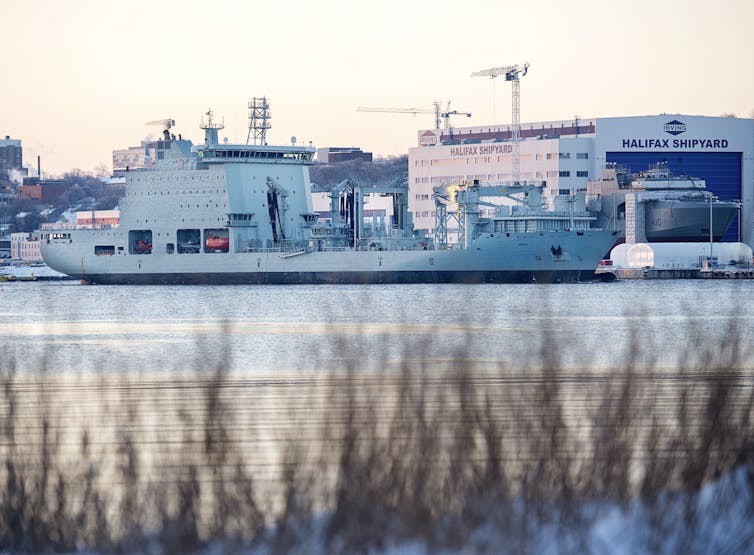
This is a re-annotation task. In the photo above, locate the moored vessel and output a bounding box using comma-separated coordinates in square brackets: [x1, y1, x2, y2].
[586, 162, 739, 243]
[41, 110, 618, 285]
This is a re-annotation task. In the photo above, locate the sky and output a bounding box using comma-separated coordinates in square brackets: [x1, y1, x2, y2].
[1, 0, 753, 176]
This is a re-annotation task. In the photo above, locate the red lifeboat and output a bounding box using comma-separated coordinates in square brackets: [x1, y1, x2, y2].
[205, 235, 229, 251]
[135, 239, 152, 254]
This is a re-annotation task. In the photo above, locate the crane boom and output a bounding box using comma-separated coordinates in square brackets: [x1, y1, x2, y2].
[471, 63, 529, 81]
[356, 107, 434, 114]
[358, 101, 470, 131]
[146, 118, 175, 129]
[357, 105, 441, 129]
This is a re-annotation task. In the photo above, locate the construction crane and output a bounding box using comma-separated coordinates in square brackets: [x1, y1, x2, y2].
[146, 118, 176, 140]
[472, 63, 529, 184]
[357, 101, 470, 130]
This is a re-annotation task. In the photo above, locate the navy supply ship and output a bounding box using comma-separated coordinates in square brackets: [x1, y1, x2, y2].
[585, 162, 739, 243]
[41, 112, 618, 284]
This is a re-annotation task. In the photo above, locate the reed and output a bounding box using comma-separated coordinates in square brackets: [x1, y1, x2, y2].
[0, 314, 752, 553]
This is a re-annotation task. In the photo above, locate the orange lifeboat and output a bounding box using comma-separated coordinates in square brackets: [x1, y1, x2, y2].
[205, 235, 229, 251]
[135, 239, 152, 254]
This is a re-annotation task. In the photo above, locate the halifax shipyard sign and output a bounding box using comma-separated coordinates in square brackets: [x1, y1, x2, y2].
[448, 143, 514, 157]
[621, 120, 729, 149]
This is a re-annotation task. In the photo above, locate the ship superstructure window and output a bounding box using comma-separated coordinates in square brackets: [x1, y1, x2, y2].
[576, 171, 589, 177]
[128, 230, 153, 255]
[203, 229, 229, 253]
[177, 229, 201, 253]
[559, 171, 571, 177]
[166, 243, 175, 254]
[94, 245, 115, 256]
[201, 149, 313, 161]
[577, 153, 589, 159]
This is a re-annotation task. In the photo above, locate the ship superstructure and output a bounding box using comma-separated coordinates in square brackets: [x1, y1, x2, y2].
[41, 111, 618, 284]
[585, 163, 740, 243]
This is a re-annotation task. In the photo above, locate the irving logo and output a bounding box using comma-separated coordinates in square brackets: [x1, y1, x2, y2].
[664, 120, 687, 136]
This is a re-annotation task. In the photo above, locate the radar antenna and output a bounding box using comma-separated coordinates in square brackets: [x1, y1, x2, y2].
[247, 97, 271, 145]
[200, 109, 225, 146]
[200, 109, 224, 130]
[472, 62, 529, 184]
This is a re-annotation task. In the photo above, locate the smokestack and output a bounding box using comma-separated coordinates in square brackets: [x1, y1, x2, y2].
[37, 156, 41, 180]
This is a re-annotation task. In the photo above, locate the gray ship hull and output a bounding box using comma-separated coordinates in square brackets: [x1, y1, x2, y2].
[645, 200, 739, 242]
[41, 229, 618, 285]
[68, 270, 596, 285]
[592, 198, 738, 243]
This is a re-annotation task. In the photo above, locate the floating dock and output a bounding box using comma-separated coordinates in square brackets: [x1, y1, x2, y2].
[598, 267, 754, 280]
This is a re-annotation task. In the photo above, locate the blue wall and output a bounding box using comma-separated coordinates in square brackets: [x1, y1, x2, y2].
[605, 151, 743, 242]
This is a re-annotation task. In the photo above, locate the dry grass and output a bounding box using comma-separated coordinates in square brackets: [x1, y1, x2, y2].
[0, 317, 752, 553]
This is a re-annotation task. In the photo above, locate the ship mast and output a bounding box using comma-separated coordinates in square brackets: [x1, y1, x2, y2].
[246, 97, 271, 145]
[200, 109, 225, 146]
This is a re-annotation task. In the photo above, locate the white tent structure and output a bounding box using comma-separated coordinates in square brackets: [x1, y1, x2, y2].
[610, 242, 753, 269]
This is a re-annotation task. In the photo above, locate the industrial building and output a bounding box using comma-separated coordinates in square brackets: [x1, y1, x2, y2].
[19, 177, 72, 203]
[408, 115, 754, 246]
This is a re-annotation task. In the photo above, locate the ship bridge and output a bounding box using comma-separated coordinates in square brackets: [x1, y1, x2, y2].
[198, 145, 315, 164]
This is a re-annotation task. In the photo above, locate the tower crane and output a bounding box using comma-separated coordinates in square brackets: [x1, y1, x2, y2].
[472, 63, 529, 184]
[357, 101, 470, 130]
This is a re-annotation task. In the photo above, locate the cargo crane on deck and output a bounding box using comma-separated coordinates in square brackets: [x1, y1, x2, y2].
[472, 63, 530, 184]
[146, 118, 176, 140]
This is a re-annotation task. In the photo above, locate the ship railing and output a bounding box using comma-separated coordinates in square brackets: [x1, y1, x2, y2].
[239, 245, 310, 254]
[497, 211, 596, 220]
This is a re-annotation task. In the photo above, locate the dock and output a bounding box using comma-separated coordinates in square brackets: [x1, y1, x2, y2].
[598, 267, 754, 280]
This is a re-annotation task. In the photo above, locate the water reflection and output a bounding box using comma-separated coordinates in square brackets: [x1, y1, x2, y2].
[0, 280, 752, 373]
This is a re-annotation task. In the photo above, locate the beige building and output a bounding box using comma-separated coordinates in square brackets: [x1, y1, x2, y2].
[75, 209, 120, 228]
[10, 232, 41, 261]
[409, 118, 595, 234]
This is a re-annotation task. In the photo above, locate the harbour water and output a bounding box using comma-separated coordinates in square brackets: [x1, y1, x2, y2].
[2, 279, 753, 551]
[1, 280, 752, 374]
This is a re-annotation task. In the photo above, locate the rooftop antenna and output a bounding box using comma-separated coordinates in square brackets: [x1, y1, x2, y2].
[247, 97, 271, 145]
[472, 62, 529, 184]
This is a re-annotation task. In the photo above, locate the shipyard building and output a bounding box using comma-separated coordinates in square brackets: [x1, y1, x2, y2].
[408, 115, 754, 246]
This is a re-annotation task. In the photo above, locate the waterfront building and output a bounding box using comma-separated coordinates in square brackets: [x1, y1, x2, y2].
[0, 136, 23, 187]
[19, 178, 72, 203]
[75, 209, 120, 228]
[409, 115, 754, 246]
[316, 147, 373, 163]
[10, 232, 41, 262]
[113, 142, 154, 175]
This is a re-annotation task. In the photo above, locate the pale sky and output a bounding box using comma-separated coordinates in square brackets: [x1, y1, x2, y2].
[2, 0, 753, 175]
